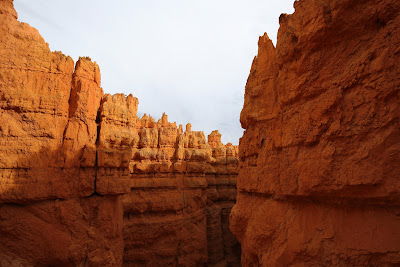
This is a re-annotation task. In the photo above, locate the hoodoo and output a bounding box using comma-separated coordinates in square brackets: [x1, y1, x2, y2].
[0, 0, 240, 266]
[230, 0, 400, 265]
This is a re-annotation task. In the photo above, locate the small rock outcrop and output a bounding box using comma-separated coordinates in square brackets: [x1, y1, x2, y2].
[0, 0, 240, 266]
[230, 0, 400, 265]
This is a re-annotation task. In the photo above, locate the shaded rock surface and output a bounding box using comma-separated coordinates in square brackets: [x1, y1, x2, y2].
[0, 196, 124, 267]
[230, 0, 400, 265]
[0, 0, 240, 266]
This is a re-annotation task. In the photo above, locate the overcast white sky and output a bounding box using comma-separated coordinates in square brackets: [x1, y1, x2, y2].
[14, 0, 294, 145]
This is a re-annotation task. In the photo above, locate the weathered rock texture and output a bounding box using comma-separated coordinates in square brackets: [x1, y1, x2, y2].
[0, 0, 240, 266]
[98, 104, 241, 265]
[0, 1, 121, 265]
[230, 0, 400, 265]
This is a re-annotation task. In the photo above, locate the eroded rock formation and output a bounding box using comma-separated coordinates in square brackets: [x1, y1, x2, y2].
[0, 0, 240, 266]
[97, 100, 241, 265]
[230, 0, 400, 265]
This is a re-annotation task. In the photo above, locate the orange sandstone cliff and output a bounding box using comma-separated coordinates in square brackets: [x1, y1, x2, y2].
[230, 0, 400, 265]
[0, 0, 240, 266]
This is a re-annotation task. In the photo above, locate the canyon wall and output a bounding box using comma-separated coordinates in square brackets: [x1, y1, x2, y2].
[0, 0, 240, 266]
[230, 0, 400, 266]
[98, 100, 241, 265]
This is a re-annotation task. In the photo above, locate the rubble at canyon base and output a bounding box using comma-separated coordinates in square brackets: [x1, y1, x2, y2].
[0, 0, 240, 266]
[230, 0, 400, 265]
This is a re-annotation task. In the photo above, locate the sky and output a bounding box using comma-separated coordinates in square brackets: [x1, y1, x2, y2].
[14, 0, 295, 145]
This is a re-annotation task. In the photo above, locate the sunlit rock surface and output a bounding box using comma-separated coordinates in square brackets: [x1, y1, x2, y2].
[230, 0, 400, 265]
[0, 0, 240, 266]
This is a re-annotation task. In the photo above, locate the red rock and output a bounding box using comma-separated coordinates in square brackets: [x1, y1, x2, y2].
[63, 57, 103, 167]
[0, 196, 124, 266]
[0, 0, 97, 202]
[0, 1, 73, 170]
[0, 1, 240, 265]
[97, 93, 240, 264]
[231, 0, 400, 265]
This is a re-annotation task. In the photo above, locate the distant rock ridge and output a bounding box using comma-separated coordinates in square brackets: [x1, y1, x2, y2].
[0, 0, 240, 266]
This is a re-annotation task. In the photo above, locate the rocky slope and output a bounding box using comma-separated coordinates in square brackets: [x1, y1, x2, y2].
[0, 0, 240, 266]
[230, 0, 400, 265]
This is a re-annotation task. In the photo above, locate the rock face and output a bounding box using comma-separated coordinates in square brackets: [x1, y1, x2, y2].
[230, 0, 400, 265]
[98, 105, 241, 265]
[0, 0, 240, 266]
[0, 1, 121, 265]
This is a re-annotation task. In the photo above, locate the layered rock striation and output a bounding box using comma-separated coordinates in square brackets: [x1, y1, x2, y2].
[230, 0, 400, 265]
[97, 98, 241, 265]
[0, 0, 240, 266]
[0, 1, 121, 265]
